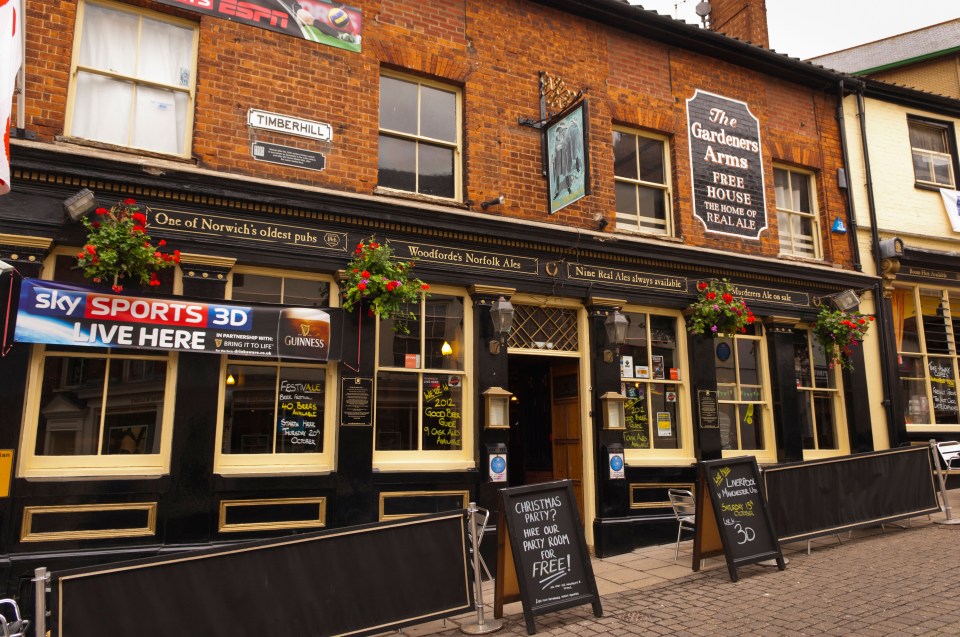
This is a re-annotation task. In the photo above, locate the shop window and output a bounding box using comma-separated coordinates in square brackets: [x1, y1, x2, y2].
[374, 290, 473, 469]
[617, 310, 689, 459]
[216, 269, 336, 474]
[774, 167, 820, 259]
[613, 128, 671, 235]
[893, 286, 960, 427]
[907, 117, 956, 189]
[67, 1, 198, 157]
[378, 72, 461, 200]
[19, 251, 179, 478]
[715, 331, 775, 460]
[793, 330, 848, 456]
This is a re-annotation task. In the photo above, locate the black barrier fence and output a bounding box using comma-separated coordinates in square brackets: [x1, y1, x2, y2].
[762, 446, 941, 544]
[52, 511, 472, 637]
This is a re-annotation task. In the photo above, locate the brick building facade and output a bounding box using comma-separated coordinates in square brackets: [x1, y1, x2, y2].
[0, 0, 878, 600]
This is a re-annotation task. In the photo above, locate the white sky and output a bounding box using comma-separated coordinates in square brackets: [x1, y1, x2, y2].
[629, 0, 960, 60]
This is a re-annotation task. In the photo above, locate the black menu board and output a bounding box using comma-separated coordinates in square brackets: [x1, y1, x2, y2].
[494, 481, 602, 634]
[928, 359, 958, 420]
[276, 373, 324, 453]
[693, 457, 784, 582]
[623, 385, 649, 448]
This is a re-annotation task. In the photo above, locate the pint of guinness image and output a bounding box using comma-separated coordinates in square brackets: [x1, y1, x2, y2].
[277, 308, 331, 360]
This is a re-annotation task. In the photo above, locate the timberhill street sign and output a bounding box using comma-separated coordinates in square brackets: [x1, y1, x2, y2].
[247, 109, 333, 142]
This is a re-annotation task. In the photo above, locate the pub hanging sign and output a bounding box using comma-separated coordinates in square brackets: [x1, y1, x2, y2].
[686, 90, 767, 239]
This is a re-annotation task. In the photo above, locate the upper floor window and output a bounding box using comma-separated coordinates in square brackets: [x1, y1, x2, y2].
[378, 73, 461, 200]
[908, 117, 956, 189]
[613, 128, 671, 235]
[774, 167, 820, 259]
[67, 1, 198, 157]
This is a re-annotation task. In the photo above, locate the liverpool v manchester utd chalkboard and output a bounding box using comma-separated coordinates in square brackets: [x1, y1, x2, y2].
[693, 456, 784, 582]
[495, 480, 602, 634]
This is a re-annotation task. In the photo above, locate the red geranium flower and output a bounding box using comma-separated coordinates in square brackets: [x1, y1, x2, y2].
[706, 292, 716, 301]
[697, 282, 708, 291]
[722, 293, 733, 303]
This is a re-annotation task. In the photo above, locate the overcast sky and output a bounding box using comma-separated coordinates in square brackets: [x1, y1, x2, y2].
[629, 0, 960, 60]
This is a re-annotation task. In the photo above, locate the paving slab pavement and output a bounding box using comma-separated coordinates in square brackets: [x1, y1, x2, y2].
[394, 501, 960, 637]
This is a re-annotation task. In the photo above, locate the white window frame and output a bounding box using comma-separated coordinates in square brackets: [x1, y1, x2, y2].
[908, 118, 956, 189]
[372, 285, 474, 472]
[378, 70, 463, 201]
[774, 166, 821, 259]
[617, 306, 693, 466]
[716, 332, 777, 463]
[65, 0, 199, 157]
[18, 248, 181, 479]
[794, 329, 850, 459]
[214, 267, 339, 475]
[613, 127, 672, 236]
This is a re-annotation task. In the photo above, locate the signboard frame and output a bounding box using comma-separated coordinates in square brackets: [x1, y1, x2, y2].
[494, 480, 602, 634]
[693, 456, 785, 582]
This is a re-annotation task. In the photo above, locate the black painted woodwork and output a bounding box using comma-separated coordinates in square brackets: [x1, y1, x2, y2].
[765, 323, 804, 463]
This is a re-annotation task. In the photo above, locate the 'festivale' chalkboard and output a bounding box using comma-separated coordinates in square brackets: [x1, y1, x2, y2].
[494, 480, 602, 634]
[693, 456, 784, 582]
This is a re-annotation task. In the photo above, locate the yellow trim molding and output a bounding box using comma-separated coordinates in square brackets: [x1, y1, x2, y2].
[218, 497, 327, 533]
[21, 502, 157, 542]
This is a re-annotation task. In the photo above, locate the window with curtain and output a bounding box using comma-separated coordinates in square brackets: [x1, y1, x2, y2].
[896, 286, 960, 427]
[216, 270, 336, 474]
[613, 128, 672, 235]
[68, 1, 198, 156]
[617, 310, 686, 454]
[715, 331, 774, 459]
[793, 330, 847, 455]
[908, 118, 956, 188]
[774, 167, 820, 258]
[374, 291, 472, 466]
[378, 73, 461, 200]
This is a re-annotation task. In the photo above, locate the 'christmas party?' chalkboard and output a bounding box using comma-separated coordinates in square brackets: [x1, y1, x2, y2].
[494, 481, 602, 634]
[693, 456, 784, 582]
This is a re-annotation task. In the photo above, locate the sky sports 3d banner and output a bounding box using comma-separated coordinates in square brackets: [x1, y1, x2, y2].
[14, 280, 341, 361]
[155, 0, 361, 52]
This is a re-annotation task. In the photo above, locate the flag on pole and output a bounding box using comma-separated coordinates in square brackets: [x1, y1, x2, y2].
[0, 0, 23, 195]
[940, 188, 960, 233]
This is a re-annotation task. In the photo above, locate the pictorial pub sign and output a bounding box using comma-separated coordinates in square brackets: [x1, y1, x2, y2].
[686, 90, 767, 239]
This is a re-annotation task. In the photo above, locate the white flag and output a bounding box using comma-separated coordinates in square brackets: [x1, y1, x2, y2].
[0, 0, 23, 195]
[940, 188, 960, 233]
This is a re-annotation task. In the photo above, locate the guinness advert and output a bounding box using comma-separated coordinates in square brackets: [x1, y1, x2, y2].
[686, 90, 767, 239]
[14, 279, 341, 361]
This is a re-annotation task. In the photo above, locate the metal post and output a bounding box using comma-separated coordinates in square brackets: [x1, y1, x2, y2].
[460, 503, 502, 634]
[33, 567, 48, 637]
[931, 440, 960, 525]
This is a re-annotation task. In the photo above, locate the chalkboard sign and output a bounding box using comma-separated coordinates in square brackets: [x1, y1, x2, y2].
[276, 369, 324, 453]
[928, 359, 958, 420]
[422, 375, 463, 450]
[693, 457, 784, 582]
[53, 511, 472, 637]
[623, 385, 649, 449]
[494, 480, 602, 634]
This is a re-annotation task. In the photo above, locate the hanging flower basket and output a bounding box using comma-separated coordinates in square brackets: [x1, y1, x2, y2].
[75, 198, 179, 293]
[687, 279, 755, 337]
[341, 237, 429, 333]
[813, 305, 873, 370]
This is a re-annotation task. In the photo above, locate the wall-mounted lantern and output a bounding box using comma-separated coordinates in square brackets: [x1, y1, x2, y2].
[489, 296, 515, 355]
[599, 391, 628, 430]
[603, 307, 628, 363]
[482, 386, 513, 429]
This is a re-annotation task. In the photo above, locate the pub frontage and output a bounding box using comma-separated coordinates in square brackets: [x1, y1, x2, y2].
[0, 0, 882, 602]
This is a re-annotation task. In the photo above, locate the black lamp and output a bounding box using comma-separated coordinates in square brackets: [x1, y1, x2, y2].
[603, 308, 628, 363]
[489, 296, 515, 355]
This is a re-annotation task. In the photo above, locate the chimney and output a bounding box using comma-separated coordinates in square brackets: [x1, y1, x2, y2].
[705, 0, 770, 49]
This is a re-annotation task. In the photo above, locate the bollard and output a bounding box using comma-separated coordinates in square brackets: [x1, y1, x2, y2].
[460, 503, 502, 634]
[33, 567, 48, 637]
[931, 439, 960, 526]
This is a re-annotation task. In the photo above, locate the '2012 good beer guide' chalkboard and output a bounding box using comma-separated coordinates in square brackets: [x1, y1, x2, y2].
[494, 480, 602, 634]
[693, 456, 785, 582]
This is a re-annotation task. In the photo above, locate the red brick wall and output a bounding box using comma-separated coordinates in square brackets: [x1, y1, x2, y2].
[16, 0, 853, 268]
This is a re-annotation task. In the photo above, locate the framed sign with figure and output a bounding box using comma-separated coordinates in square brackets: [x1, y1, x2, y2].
[545, 100, 590, 214]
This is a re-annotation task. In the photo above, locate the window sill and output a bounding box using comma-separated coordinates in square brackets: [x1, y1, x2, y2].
[623, 455, 695, 467]
[373, 459, 476, 472]
[614, 227, 683, 243]
[914, 182, 955, 193]
[55, 135, 195, 164]
[215, 467, 334, 478]
[373, 186, 466, 209]
[777, 253, 825, 266]
[21, 468, 167, 480]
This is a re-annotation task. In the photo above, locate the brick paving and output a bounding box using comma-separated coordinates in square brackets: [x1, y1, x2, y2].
[400, 506, 960, 637]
